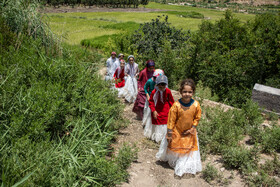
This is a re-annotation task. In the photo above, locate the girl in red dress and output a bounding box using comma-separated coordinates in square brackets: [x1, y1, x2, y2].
[132, 60, 155, 120]
[113, 59, 125, 88]
[144, 75, 174, 143]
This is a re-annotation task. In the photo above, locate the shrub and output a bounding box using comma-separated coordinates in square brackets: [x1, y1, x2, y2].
[261, 126, 280, 153]
[126, 15, 190, 59]
[221, 145, 258, 173]
[115, 143, 138, 170]
[246, 170, 280, 187]
[198, 107, 244, 154]
[0, 2, 134, 185]
[202, 163, 221, 183]
[261, 155, 280, 177]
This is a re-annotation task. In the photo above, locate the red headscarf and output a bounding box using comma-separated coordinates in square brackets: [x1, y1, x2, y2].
[137, 60, 155, 90]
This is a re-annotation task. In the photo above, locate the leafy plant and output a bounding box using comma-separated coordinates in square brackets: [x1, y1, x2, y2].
[202, 163, 221, 183]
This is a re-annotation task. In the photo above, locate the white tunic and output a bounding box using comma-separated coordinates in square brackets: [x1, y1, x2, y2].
[106, 57, 120, 80]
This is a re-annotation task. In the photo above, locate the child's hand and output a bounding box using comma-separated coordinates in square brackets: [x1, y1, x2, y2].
[153, 111, 158, 119]
[182, 127, 196, 136]
[146, 94, 150, 101]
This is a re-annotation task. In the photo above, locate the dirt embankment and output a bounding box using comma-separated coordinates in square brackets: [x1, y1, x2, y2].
[192, 0, 279, 6]
[230, 0, 279, 6]
[42, 6, 167, 14]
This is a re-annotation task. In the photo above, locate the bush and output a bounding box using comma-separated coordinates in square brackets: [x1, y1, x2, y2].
[246, 170, 280, 187]
[261, 156, 280, 177]
[198, 107, 245, 154]
[124, 15, 190, 60]
[202, 163, 221, 183]
[261, 126, 280, 153]
[221, 145, 258, 173]
[0, 1, 134, 185]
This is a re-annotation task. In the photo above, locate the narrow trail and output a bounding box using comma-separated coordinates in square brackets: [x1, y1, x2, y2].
[99, 67, 244, 186]
[115, 91, 244, 187]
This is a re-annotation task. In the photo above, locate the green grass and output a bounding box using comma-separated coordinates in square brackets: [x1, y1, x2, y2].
[46, 2, 255, 45]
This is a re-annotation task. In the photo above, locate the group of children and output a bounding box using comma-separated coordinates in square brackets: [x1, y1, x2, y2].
[106, 52, 202, 178]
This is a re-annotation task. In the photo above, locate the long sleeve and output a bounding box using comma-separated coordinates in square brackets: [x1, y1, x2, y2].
[144, 80, 150, 95]
[138, 70, 144, 89]
[167, 89, 175, 107]
[106, 59, 111, 74]
[113, 68, 118, 79]
[135, 64, 139, 76]
[112, 59, 120, 74]
[192, 101, 201, 127]
[167, 104, 178, 130]
[125, 64, 130, 75]
[149, 90, 156, 112]
[113, 69, 117, 78]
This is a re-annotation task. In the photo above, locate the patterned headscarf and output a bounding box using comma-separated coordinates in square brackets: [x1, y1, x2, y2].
[156, 75, 168, 85]
[153, 69, 164, 78]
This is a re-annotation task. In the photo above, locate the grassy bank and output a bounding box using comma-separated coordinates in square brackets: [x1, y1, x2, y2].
[0, 0, 137, 185]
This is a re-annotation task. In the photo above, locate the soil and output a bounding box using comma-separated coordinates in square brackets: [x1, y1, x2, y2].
[42, 5, 168, 14]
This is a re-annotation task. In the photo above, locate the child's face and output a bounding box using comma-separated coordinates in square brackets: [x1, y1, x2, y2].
[181, 85, 193, 103]
[157, 83, 166, 91]
[128, 58, 134, 64]
[120, 62, 125, 68]
[148, 66, 155, 72]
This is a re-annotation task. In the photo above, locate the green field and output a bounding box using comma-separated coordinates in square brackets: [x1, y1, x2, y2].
[46, 2, 255, 45]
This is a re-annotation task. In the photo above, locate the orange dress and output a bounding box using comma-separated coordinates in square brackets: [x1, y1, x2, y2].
[167, 99, 201, 154]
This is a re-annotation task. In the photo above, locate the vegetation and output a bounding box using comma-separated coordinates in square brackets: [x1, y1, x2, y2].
[102, 11, 279, 106]
[202, 163, 221, 183]
[2, 0, 280, 186]
[198, 99, 280, 185]
[0, 0, 137, 186]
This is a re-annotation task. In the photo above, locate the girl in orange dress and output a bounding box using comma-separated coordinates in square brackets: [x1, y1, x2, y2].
[156, 79, 202, 177]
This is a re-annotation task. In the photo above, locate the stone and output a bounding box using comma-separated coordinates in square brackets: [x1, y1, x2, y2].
[252, 84, 280, 114]
[261, 123, 271, 129]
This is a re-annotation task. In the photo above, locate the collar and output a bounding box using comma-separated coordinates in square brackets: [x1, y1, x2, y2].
[179, 98, 194, 107]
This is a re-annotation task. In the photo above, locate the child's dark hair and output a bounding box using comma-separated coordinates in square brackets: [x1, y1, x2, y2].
[179, 79, 196, 93]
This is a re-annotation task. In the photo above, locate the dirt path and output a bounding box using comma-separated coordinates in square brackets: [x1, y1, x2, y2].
[114, 91, 244, 187]
[98, 67, 245, 186]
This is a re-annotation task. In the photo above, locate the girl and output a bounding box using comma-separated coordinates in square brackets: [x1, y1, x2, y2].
[121, 55, 139, 103]
[112, 59, 126, 89]
[142, 69, 164, 127]
[132, 60, 155, 120]
[144, 75, 174, 143]
[156, 79, 202, 178]
[105, 51, 119, 81]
